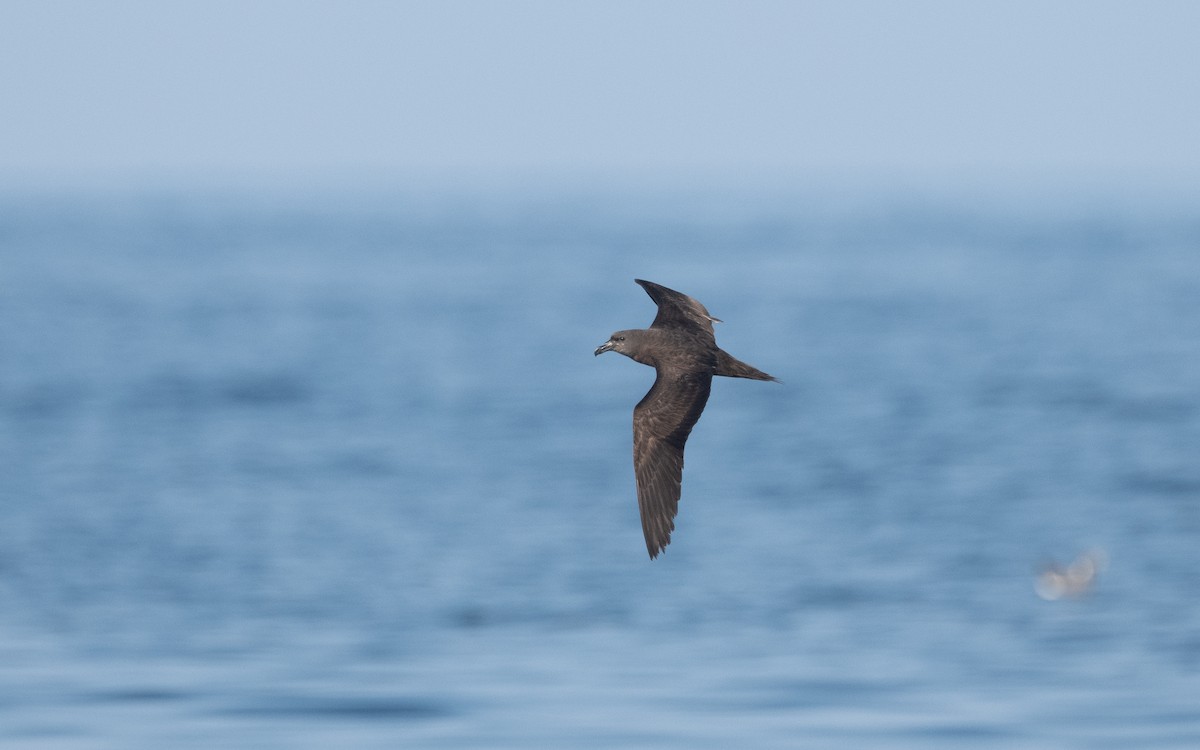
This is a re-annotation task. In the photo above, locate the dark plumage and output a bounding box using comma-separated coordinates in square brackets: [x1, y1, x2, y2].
[594, 279, 777, 558]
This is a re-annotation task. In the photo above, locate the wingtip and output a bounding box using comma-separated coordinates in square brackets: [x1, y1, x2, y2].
[646, 537, 670, 559]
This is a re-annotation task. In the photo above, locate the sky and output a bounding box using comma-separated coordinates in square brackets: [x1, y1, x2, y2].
[2, 1, 1199, 189]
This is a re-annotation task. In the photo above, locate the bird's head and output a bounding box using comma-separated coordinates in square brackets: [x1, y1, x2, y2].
[594, 330, 638, 357]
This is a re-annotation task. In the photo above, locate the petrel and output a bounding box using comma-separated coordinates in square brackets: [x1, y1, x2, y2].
[595, 279, 777, 558]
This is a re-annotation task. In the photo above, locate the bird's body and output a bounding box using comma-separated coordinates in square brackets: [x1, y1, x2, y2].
[595, 280, 777, 558]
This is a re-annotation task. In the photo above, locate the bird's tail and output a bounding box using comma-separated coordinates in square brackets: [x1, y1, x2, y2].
[714, 349, 778, 381]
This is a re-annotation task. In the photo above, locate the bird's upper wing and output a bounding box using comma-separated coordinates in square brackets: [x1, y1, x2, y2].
[632, 369, 713, 558]
[635, 279, 720, 341]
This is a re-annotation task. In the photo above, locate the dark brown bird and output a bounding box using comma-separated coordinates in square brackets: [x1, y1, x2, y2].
[594, 279, 777, 558]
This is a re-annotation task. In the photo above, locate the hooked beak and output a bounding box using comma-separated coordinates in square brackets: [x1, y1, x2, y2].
[594, 340, 615, 356]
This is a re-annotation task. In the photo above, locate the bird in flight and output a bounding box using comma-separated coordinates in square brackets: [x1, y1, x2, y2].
[595, 279, 777, 558]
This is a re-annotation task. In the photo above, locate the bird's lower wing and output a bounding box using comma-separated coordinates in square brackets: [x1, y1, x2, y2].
[633, 371, 712, 558]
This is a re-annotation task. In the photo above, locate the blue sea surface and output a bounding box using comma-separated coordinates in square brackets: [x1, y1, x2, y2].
[1, 186, 1198, 748]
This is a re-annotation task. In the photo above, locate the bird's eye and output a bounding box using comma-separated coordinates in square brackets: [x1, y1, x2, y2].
[615, 336, 625, 342]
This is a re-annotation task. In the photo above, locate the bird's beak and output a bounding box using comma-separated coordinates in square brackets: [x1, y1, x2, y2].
[594, 341, 615, 356]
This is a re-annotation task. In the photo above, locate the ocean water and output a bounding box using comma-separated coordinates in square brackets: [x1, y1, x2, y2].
[1, 186, 1198, 748]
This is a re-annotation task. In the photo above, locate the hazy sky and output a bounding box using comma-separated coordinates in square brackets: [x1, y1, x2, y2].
[3, 1, 1199, 187]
